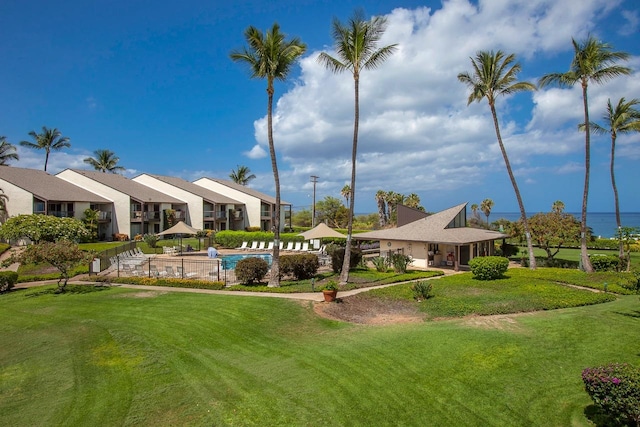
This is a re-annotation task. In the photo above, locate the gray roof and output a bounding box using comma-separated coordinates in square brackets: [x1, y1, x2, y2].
[354, 203, 510, 244]
[140, 174, 242, 205]
[0, 167, 110, 203]
[200, 178, 291, 206]
[62, 169, 183, 204]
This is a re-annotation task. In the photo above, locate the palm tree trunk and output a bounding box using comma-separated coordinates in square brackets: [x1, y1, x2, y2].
[580, 83, 594, 272]
[266, 82, 281, 287]
[339, 74, 360, 285]
[490, 104, 537, 269]
[610, 133, 623, 259]
[44, 149, 50, 172]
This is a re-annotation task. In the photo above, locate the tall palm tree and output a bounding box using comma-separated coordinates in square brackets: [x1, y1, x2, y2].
[458, 50, 537, 269]
[404, 193, 421, 210]
[83, 149, 126, 173]
[586, 98, 640, 258]
[20, 126, 71, 171]
[551, 200, 565, 214]
[480, 198, 494, 227]
[229, 165, 257, 186]
[318, 10, 397, 285]
[539, 36, 630, 273]
[341, 185, 351, 206]
[231, 23, 306, 287]
[0, 137, 19, 166]
[375, 190, 387, 228]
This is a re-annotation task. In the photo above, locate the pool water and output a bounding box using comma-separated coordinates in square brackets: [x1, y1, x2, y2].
[220, 253, 272, 270]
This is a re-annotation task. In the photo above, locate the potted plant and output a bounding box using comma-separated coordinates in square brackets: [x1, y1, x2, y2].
[321, 280, 339, 302]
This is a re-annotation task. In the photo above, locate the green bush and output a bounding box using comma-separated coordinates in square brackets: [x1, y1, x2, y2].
[589, 254, 621, 272]
[520, 257, 580, 269]
[235, 257, 269, 285]
[468, 256, 509, 280]
[329, 247, 362, 274]
[143, 234, 158, 249]
[411, 281, 433, 301]
[279, 254, 319, 280]
[390, 253, 413, 273]
[371, 257, 388, 272]
[213, 230, 303, 249]
[0, 271, 18, 293]
[94, 276, 225, 290]
[582, 363, 640, 426]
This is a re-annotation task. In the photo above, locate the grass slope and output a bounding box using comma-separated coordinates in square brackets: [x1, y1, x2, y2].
[0, 285, 638, 426]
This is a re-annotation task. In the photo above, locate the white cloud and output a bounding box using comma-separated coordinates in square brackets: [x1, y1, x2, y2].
[619, 9, 640, 36]
[248, 0, 636, 211]
[244, 144, 267, 159]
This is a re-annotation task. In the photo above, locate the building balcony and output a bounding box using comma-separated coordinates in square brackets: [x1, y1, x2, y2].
[49, 211, 75, 218]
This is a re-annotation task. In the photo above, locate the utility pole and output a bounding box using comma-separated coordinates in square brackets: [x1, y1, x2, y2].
[310, 175, 319, 227]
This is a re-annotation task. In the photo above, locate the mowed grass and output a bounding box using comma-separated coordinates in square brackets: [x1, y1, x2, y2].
[0, 283, 638, 426]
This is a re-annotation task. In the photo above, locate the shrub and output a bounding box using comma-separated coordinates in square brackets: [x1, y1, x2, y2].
[279, 254, 319, 280]
[411, 281, 433, 301]
[589, 254, 621, 272]
[329, 246, 362, 273]
[582, 363, 640, 426]
[94, 276, 225, 290]
[521, 256, 580, 269]
[235, 257, 269, 285]
[390, 253, 413, 273]
[468, 256, 509, 280]
[143, 233, 158, 248]
[497, 242, 518, 257]
[371, 256, 388, 272]
[0, 271, 18, 293]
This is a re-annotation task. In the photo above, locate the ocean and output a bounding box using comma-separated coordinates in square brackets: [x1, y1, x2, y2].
[491, 212, 640, 238]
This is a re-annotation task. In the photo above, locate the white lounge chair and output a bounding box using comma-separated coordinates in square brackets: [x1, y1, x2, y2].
[150, 265, 167, 277]
[301, 242, 309, 252]
[255, 241, 266, 251]
[284, 242, 294, 251]
[266, 241, 274, 251]
[279, 241, 284, 250]
[165, 266, 177, 277]
[236, 241, 249, 250]
[292, 242, 302, 251]
[177, 266, 197, 278]
[248, 241, 259, 251]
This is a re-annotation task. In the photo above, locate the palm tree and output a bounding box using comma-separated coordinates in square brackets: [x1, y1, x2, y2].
[539, 36, 630, 273]
[551, 200, 565, 214]
[404, 193, 421, 210]
[458, 50, 537, 269]
[480, 198, 494, 227]
[0, 188, 9, 223]
[0, 136, 19, 166]
[229, 165, 257, 186]
[20, 126, 71, 171]
[83, 149, 125, 173]
[231, 23, 306, 287]
[341, 185, 351, 206]
[318, 11, 397, 285]
[375, 190, 387, 228]
[586, 98, 640, 259]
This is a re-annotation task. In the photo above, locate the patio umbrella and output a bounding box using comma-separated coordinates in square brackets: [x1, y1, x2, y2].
[298, 222, 345, 240]
[157, 221, 200, 254]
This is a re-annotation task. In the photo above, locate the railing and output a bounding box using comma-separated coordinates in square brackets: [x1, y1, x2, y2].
[109, 257, 240, 285]
[174, 211, 185, 220]
[130, 212, 162, 221]
[49, 211, 75, 218]
[215, 211, 227, 220]
[90, 241, 138, 273]
[203, 210, 215, 219]
[98, 211, 111, 220]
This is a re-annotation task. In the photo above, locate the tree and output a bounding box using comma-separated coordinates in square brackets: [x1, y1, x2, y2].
[458, 50, 537, 269]
[551, 200, 565, 214]
[480, 198, 494, 227]
[0, 214, 90, 243]
[375, 190, 387, 228]
[615, 226, 640, 272]
[341, 185, 351, 206]
[315, 196, 349, 228]
[15, 240, 93, 292]
[0, 136, 19, 165]
[525, 206, 581, 262]
[229, 165, 256, 186]
[385, 191, 404, 225]
[83, 149, 125, 173]
[0, 188, 8, 223]
[404, 193, 422, 210]
[20, 126, 71, 171]
[585, 98, 640, 259]
[318, 10, 397, 285]
[82, 208, 99, 242]
[539, 36, 631, 272]
[231, 23, 306, 287]
[291, 209, 312, 227]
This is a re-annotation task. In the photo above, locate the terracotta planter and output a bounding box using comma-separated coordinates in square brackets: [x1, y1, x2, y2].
[322, 289, 338, 302]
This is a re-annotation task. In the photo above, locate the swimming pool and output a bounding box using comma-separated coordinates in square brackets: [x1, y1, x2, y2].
[220, 253, 272, 270]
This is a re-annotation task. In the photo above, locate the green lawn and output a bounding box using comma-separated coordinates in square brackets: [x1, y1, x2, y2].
[0, 280, 638, 426]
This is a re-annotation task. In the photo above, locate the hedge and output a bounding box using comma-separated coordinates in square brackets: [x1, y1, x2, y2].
[94, 276, 225, 290]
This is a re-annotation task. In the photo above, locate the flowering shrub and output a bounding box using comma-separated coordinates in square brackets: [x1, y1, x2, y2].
[0, 214, 90, 243]
[468, 256, 509, 280]
[582, 363, 640, 426]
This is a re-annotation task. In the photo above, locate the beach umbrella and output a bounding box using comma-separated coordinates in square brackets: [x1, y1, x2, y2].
[157, 221, 201, 254]
[298, 222, 346, 240]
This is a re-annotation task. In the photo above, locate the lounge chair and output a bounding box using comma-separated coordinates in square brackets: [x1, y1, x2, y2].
[236, 241, 249, 250]
[177, 266, 197, 279]
[165, 266, 177, 277]
[292, 242, 302, 251]
[279, 241, 284, 250]
[301, 242, 309, 252]
[284, 242, 294, 251]
[150, 265, 167, 277]
[255, 241, 266, 251]
[266, 241, 274, 251]
[134, 264, 146, 276]
[248, 241, 259, 251]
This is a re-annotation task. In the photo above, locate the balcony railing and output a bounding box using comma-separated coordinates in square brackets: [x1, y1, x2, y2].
[98, 211, 111, 221]
[174, 211, 185, 220]
[49, 211, 75, 218]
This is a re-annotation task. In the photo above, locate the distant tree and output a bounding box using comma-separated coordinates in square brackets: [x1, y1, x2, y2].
[551, 200, 565, 214]
[341, 185, 351, 206]
[20, 126, 70, 171]
[292, 209, 312, 228]
[0, 214, 90, 243]
[83, 149, 125, 173]
[525, 206, 581, 261]
[385, 191, 404, 225]
[315, 196, 349, 228]
[480, 198, 494, 227]
[82, 208, 99, 242]
[584, 98, 640, 259]
[458, 50, 537, 269]
[14, 240, 93, 292]
[404, 193, 422, 210]
[0, 189, 8, 223]
[318, 10, 397, 285]
[0, 136, 19, 165]
[375, 190, 387, 228]
[231, 23, 306, 287]
[615, 226, 640, 272]
[540, 36, 631, 273]
[229, 165, 257, 186]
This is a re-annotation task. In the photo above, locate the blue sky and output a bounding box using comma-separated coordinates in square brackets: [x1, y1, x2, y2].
[1, 0, 639, 214]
